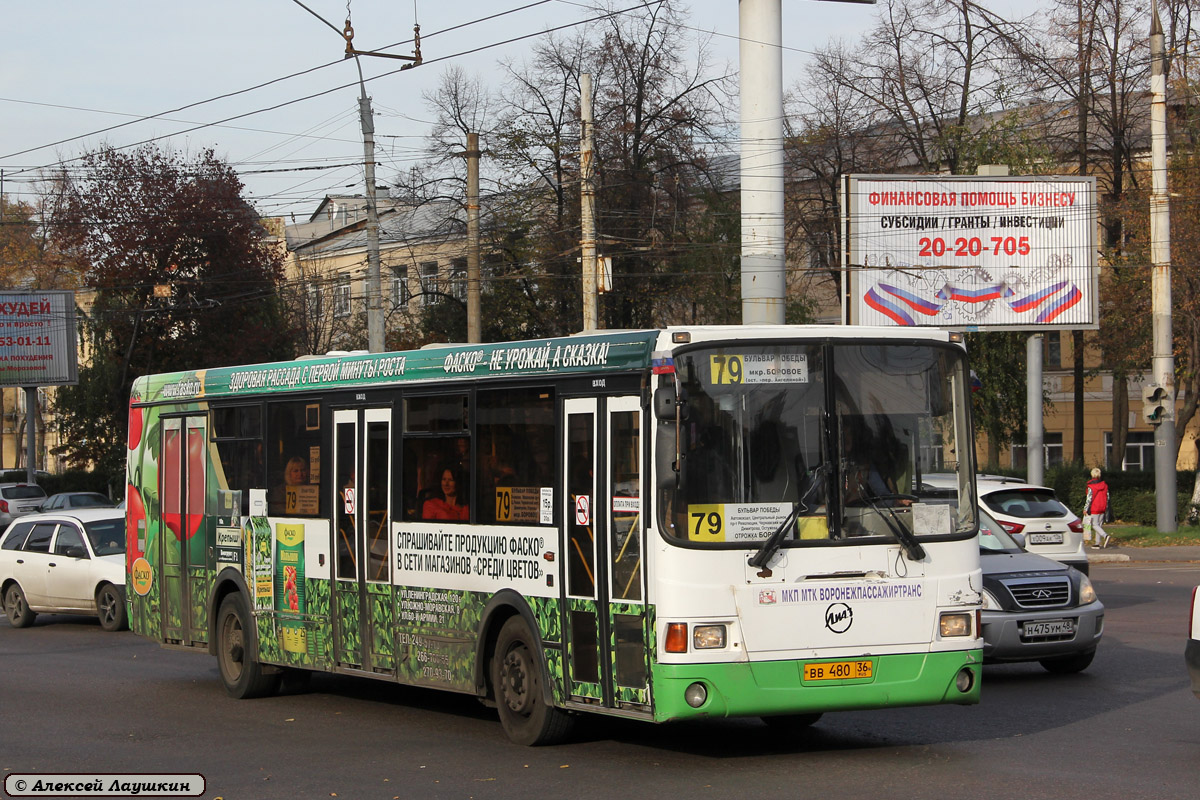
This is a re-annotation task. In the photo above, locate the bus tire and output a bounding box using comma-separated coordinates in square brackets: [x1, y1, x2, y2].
[4, 583, 36, 628]
[216, 594, 281, 699]
[492, 616, 572, 746]
[97, 583, 127, 631]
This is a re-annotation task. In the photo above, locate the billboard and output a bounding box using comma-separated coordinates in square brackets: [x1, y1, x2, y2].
[843, 175, 1098, 330]
[0, 291, 78, 386]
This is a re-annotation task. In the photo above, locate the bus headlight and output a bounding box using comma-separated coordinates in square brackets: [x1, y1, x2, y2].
[693, 625, 727, 649]
[939, 611, 972, 637]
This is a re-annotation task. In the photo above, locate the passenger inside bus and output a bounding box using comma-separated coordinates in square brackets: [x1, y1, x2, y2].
[421, 467, 469, 521]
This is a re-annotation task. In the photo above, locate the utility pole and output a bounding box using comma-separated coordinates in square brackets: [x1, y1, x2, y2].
[1149, 1, 1177, 531]
[739, 0, 785, 325]
[1073, 0, 1089, 465]
[358, 86, 385, 354]
[580, 73, 599, 331]
[465, 133, 482, 343]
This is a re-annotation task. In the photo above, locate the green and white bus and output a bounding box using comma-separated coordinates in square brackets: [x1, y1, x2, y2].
[125, 325, 982, 745]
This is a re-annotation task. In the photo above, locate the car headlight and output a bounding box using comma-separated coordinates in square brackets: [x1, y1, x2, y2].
[1079, 574, 1097, 605]
[981, 589, 1001, 610]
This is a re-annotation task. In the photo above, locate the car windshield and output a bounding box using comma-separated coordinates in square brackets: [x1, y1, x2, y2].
[983, 488, 1068, 518]
[84, 519, 125, 556]
[2, 485, 46, 500]
[979, 510, 1023, 552]
[656, 341, 976, 547]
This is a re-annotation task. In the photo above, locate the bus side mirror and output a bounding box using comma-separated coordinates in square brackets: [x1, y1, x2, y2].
[653, 387, 688, 421]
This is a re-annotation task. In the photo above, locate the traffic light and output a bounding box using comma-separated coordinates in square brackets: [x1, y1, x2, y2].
[1142, 384, 1172, 425]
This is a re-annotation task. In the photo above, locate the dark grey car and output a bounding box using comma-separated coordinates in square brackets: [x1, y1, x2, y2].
[980, 510, 1104, 673]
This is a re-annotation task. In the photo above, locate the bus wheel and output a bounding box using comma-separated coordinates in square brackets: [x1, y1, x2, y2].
[761, 712, 823, 733]
[492, 616, 572, 746]
[4, 583, 36, 628]
[97, 584, 127, 631]
[217, 594, 281, 699]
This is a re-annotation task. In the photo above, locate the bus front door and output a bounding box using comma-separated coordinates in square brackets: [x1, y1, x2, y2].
[332, 408, 395, 673]
[159, 415, 207, 646]
[561, 397, 649, 711]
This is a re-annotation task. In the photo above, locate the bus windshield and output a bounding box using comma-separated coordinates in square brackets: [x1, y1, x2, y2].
[656, 341, 975, 548]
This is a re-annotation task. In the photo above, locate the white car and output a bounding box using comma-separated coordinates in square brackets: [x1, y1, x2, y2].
[920, 474, 1087, 574]
[0, 508, 127, 631]
[1188, 587, 1200, 700]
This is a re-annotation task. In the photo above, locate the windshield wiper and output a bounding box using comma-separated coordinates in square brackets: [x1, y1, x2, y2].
[857, 482, 926, 561]
[747, 503, 803, 571]
[748, 465, 827, 571]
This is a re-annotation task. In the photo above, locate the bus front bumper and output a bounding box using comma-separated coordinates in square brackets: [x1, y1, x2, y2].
[651, 649, 982, 723]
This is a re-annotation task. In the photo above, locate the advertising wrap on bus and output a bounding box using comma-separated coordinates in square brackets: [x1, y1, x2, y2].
[126, 326, 983, 745]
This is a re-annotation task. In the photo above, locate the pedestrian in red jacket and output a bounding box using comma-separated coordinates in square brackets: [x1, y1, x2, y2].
[1084, 468, 1111, 548]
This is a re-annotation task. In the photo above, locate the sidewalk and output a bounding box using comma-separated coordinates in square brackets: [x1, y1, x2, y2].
[1088, 544, 1200, 565]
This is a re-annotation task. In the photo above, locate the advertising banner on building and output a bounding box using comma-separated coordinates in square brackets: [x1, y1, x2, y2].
[0, 291, 78, 386]
[843, 175, 1098, 330]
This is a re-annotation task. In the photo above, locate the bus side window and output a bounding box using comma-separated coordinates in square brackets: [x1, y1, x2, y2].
[212, 405, 264, 517]
[476, 387, 555, 525]
[266, 401, 323, 518]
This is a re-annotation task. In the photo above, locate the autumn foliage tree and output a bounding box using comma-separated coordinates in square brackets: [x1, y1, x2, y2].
[49, 145, 295, 476]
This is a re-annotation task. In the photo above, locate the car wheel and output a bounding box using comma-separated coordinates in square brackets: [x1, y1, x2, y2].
[491, 616, 573, 746]
[216, 594, 281, 699]
[4, 583, 37, 628]
[1039, 649, 1095, 674]
[97, 584, 127, 632]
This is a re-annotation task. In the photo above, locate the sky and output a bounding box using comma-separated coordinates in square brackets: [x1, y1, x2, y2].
[0, 1, 1037, 222]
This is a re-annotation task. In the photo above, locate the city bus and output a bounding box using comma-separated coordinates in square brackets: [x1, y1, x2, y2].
[125, 325, 983, 745]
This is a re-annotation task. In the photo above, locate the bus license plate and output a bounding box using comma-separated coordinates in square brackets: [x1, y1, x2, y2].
[1023, 619, 1074, 637]
[803, 660, 873, 681]
[1027, 532, 1063, 545]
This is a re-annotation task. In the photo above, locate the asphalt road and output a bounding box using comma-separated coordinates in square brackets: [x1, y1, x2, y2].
[1, 562, 1197, 800]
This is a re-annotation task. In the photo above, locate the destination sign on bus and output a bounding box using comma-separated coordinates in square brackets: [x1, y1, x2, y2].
[709, 353, 808, 385]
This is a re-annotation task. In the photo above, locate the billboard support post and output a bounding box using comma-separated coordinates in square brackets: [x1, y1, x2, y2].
[24, 387, 35, 483]
[1027, 334, 1044, 486]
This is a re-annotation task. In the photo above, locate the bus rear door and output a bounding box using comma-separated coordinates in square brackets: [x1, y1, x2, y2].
[159, 415, 207, 646]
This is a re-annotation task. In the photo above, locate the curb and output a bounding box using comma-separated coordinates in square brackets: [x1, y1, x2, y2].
[1087, 553, 1131, 564]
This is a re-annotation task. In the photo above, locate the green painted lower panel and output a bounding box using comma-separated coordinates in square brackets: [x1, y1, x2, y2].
[651, 649, 982, 723]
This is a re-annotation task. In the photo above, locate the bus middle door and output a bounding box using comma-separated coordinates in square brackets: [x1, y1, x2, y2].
[332, 407, 395, 674]
[561, 396, 649, 711]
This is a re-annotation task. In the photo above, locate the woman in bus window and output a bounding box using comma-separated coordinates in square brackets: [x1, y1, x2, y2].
[422, 467, 469, 521]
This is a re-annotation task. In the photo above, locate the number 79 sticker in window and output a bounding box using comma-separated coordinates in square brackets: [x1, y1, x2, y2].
[709, 353, 808, 385]
[687, 503, 794, 542]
